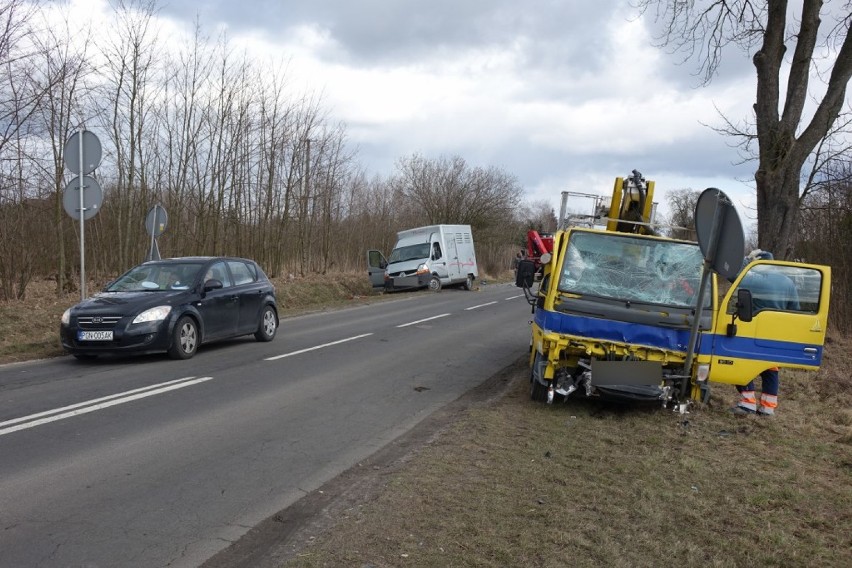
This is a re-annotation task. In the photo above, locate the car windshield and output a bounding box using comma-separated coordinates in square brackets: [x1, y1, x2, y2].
[388, 243, 431, 263]
[558, 231, 709, 309]
[105, 262, 204, 292]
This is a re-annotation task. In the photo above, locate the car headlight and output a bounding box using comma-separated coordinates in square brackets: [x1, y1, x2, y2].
[416, 263, 429, 275]
[132, 305, 172, 324]
[61, 308, 71, 325]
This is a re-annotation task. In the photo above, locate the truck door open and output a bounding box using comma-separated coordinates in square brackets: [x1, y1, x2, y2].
[708, 261, 831, 386]
[367, 250, 388, 288]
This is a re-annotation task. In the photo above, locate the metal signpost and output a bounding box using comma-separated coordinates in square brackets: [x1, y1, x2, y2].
[63, 129, 103, 300]
[145, 204, 168, 261]
[680, 188, 745, 400]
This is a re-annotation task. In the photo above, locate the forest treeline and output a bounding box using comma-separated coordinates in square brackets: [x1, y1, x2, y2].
[1, 1, 849, 332]
[0, 0, 554, 300]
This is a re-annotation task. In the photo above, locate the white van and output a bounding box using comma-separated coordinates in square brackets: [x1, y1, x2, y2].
[367, 224, 478, 291]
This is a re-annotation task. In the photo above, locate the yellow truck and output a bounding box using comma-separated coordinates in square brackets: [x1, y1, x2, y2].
[518, 172, 831, 408]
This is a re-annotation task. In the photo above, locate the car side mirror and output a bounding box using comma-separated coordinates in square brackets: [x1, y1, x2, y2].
[204, 279, 223, 292]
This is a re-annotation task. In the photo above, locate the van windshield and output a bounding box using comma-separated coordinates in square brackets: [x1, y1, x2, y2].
[388, 243, 431, 263]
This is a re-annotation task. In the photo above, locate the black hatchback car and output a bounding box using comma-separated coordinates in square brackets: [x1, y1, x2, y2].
[60, 257, 278, 360]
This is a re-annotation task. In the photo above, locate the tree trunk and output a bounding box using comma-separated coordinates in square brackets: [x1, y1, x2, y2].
[755, 165, 803, 258]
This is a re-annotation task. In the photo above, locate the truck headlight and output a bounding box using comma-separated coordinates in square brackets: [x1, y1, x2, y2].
[133, 305, 172, 324]
[416, 263, 429, 275]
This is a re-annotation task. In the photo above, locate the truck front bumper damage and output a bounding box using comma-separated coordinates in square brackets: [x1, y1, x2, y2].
[532, 331, 691, 406]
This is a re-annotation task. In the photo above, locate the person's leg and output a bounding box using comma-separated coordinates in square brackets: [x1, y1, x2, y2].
[758, 368, 779, 415]
[734, 380, 757, 413]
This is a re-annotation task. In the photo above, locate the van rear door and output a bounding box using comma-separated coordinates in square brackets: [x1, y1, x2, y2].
[708, 261, 831, 385]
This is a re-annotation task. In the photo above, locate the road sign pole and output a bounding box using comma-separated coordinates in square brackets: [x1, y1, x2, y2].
[79, 128, 86, 300]
[149, 204, 158, 261]
[63, 128, 103, 300]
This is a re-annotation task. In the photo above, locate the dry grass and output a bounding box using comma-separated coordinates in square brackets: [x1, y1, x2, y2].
[285, 333, 852, 568]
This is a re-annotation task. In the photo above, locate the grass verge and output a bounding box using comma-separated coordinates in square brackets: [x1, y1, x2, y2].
[283, 335, 852, 568]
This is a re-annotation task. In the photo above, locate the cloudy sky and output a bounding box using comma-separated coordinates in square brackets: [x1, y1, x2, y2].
[73, 0, 776, 228]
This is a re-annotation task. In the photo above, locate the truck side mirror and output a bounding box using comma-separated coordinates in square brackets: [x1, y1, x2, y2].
[516, 259, 537, 288]
[736, 288, 753, 323]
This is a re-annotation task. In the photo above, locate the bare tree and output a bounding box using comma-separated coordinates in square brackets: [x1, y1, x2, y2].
[638, 0, 852, 259]
[393, 153, 523, 230]
[98, 0, 159, 268]
[0, 0, 41, 157]
[796, 158, 852, 331]
[30, 8, 94, 294]
[0, 0, 46, 299]
[665, 188, 700, 240]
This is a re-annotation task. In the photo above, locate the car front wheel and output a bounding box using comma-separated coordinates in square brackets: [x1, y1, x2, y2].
[255, 305, 277, 342]
[168, 316, 199, 359]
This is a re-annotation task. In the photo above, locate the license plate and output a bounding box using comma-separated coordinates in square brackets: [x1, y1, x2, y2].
[78, 330, 113, 341]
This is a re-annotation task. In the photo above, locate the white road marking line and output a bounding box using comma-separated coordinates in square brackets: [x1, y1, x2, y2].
[505, 294, 525, 300]
[265, 333, 374, 360]
[0, 376, 202, 428]
[396, 314, 451, 328]
[465, 301, 498, 311]
[0, 376, 214, 437]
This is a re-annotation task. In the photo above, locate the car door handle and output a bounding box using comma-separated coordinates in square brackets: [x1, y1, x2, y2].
[803, 347, 818, 354]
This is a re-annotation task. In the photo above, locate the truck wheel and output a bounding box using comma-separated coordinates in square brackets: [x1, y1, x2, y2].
[429, 276, 442, 292]
[530, 352, 549, 402]
[463, 275, 474, 290]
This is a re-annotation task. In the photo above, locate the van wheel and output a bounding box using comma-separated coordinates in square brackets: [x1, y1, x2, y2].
[463, 275, 474, 290]
[429, 276, 442, 292]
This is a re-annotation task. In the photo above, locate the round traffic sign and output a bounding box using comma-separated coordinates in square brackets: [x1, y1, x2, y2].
[694, 188, 745, 282]
[145, 204, 168, 237]
[62, 176, 104, 220]
[64, 130, 102, 175]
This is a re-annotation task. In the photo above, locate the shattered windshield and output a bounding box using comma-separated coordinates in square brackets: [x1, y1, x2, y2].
[106, 262, 204, 292]
[388, 243, 431, 263]
[558, 231, 708, 308]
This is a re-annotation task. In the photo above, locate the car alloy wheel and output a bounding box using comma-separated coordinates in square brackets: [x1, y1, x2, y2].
[168, 316, 198, 359]
[255, 306, 277, 342]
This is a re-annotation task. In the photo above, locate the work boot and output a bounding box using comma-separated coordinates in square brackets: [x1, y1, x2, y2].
[730, 405, 755, 416]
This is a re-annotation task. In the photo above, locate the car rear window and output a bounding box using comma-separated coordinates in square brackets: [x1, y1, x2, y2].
[228, 261, 256, 285]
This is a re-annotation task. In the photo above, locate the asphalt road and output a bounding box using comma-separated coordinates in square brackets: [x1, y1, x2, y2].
[0, 282, 531, 567]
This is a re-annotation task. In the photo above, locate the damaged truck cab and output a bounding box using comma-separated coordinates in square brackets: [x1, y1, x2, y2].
[524, 175, 831, 408]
